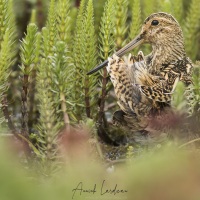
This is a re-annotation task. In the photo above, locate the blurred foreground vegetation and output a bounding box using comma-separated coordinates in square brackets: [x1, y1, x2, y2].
[1, 139, 200, 200]
[0, 0, 200, 199]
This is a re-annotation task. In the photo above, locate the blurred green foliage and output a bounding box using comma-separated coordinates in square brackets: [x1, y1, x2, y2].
[0, 139, 200, 200]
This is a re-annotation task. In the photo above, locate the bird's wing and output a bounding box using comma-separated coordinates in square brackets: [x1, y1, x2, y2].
[139, 65, 181, 102]
[140, 58, 193, 103]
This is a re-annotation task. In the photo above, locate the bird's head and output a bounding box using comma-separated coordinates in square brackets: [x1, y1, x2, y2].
[87, 12, 185, 75]
[116, 12, 184, 55]
[140, 12, 183, 45]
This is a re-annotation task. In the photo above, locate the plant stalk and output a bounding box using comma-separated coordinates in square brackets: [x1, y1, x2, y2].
[21, 73, 29, 136]
[98, 68, 108, 124]
[84, 78, 91, 118]
[60, 92, 70, 130]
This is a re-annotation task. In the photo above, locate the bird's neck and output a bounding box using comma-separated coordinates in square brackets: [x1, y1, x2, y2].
[147, 37, 186, 73]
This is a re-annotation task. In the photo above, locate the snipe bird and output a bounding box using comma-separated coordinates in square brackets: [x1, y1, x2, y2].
[88, 12, 193, 143]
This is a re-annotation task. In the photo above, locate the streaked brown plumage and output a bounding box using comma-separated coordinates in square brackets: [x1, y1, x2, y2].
[109, 13, 193, 143]
[88, 12, 193, 144]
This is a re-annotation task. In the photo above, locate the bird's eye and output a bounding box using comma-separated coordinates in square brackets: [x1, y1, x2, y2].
[151, 20, 159, 26]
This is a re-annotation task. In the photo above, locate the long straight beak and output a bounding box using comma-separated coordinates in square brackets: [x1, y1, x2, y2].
[87, 34, 144, 75]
